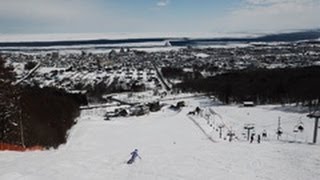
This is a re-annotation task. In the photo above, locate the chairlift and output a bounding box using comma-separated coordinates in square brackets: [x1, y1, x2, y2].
[227, 131, 235, 136]
[297, 125, 304, 132]
[276, 127, 283, 136]
[296, 120, 304, 132]
[293, 126, 299, 133]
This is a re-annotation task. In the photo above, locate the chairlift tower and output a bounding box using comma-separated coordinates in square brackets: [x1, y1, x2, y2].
[307, 111, 320, 144]
[277, 117, 283, 140]
[218, 124, 225, 139]
[244, 123, 255, 141]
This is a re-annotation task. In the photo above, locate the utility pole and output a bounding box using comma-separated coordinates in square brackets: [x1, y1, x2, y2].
[13, 89, 25, 148]
[307, 111, 320, 144]
[17, 93, 25, 148]
[19, 116, 25, 148]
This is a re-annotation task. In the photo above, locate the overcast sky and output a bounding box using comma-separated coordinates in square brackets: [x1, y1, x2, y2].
[0, 0, 319, 34]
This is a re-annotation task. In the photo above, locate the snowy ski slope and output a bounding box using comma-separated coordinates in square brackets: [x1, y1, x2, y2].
[0, 96, 319, 180]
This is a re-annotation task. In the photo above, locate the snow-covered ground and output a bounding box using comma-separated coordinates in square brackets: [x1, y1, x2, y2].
[0, 96, 319, 180]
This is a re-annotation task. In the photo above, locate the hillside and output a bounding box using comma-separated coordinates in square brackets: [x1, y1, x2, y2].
[1, 96, 319, 180]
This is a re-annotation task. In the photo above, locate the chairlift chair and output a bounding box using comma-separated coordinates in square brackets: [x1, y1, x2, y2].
[276, 127, 283, 136]
[293, 126, 299, 133]
[297, 121, 304, 132]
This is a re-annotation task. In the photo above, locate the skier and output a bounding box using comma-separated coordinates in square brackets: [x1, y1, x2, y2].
[250, 134, 254, 143]
[127, 149, 141, 164]
[195, 107, 201, 115]
[257, 134, 261, 144]
[262, 130, 267, 138]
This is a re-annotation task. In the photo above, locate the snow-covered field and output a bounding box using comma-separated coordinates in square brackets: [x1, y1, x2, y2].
[0, 96, 319, 180]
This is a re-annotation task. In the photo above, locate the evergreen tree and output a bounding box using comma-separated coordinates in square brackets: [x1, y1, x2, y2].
[0, 56, 23, 145]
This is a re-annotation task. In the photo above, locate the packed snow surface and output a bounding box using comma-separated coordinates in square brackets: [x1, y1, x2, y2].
[0, 96, 319, 180]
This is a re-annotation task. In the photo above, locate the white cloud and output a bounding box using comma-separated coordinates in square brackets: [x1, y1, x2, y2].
[216, 0, 320, 33]
[157, 0, 170, 7]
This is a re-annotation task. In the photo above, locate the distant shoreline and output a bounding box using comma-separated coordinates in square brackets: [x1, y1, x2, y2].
[0, 30, 319, 48]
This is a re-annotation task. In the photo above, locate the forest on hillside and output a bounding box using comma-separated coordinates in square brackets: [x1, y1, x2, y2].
[176, 66, 320, 106]
[0, 57, 84, 149]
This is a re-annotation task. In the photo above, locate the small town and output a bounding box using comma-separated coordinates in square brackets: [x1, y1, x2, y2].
[2, 41, 320, 94]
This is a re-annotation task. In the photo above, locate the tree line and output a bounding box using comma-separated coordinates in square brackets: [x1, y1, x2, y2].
[0, 57, 84, 149]
[161, 67, 203, 81]
[176, 66, 320, 106]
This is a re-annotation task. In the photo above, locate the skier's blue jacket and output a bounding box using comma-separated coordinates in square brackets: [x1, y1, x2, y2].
[130, 149, 141, 160]
[127, 149, 141, 164]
